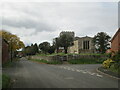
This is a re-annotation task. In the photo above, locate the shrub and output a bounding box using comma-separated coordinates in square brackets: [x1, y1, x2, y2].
[97, 57, 107, 63]
[102, 59, 115, 68]
[68, 58, 100, 64]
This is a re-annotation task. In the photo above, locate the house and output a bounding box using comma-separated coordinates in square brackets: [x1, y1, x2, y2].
[68, 36, 96, 54]
[1, 37, 9, 64]
[110, 28, 120, 52]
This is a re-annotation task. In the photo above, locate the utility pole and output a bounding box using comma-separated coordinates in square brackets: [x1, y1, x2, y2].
[10, 38, 12, 62]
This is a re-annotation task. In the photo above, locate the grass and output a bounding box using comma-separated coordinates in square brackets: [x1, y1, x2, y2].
[2, 61, 13, 68]
[29, 59, 62, 64]
[2, 74, 11, 88]
[109, 64, 120, 75]
[2, 58, 19, 68]
[68, 58, 103, 64]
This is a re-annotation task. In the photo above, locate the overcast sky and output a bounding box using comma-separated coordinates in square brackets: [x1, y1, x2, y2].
[1, 1, 118, 46]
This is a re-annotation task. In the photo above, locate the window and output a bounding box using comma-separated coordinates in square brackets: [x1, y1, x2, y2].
[83, 40, 89, 50]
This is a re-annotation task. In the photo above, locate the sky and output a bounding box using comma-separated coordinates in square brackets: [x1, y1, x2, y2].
[0, 0, 119, 46]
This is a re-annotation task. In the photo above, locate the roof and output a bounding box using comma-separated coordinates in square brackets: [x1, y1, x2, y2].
[111, 28, 120, 42]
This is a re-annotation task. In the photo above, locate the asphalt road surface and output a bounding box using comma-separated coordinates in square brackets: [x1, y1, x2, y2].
[3, 57, 119, 88]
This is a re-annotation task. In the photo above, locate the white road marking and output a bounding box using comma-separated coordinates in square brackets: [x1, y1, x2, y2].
[58, 66, 103, 78]
[79, 70, 84, 72]
[90, 73, 96, 75]
[71, 69, 75, 71]
[64, 77, 74, 79]
[76, 70, 80, 72]
[67, 68, 71, 70]
[96, 74, 103, 77]
[82, 71, 87, 73]
[65, 67, 68, 69]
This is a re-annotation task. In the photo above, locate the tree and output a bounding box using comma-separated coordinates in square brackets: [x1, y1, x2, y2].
[39, 42, 50, 54]
[48, 45, 55, 54]
[23, 43, 39, 56]
[59, 34, 74, 53]
[93, 32, 111, 53]
[0, 30, 25, 51]
[23, 46, 31, 56]
[34, 43, 39, 54]
[0, 30, 25, 61]
[53, 38, 60, 53]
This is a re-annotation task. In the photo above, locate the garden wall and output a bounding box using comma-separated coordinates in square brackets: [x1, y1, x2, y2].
[28, 54, 107, 62]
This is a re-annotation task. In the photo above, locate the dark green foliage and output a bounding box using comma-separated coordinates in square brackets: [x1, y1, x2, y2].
[23, 43, 39, 56]
[53, 38, 61, 53]
[68, 58, 103, 64]
[2, 74, 11, 88]
[48, 45, 56, 54]
[59, 34, 74, 53]
[39, 42, 55, 54]
[34, 43, 39, 53]
[93, 32, 111, 53]
[111, 51, 120, 69]
[39, 42, 50, 54]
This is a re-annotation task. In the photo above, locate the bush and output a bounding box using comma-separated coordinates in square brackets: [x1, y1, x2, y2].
[112, 51, 120, 63]
[68, 58, 101, 64]
[102, 59, 115, 69]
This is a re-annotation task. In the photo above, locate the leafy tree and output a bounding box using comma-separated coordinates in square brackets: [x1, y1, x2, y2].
[53, 38, 60, 53]
[0, 30, 25, 51]
[39, 42, 50, 54]
[23, 46, 31, 55]
[48, 45, 55, 54]
[34, 43, 39, 53]
[93, 32, 111, 53]
[59, 34, 74, 53]
[23, 43, 39, 56]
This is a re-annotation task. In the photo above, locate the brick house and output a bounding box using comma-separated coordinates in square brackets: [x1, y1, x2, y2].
[1, 37, 9, 64]
[111, 28, 120, 52]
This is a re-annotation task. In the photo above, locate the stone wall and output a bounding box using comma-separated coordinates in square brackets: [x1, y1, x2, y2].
[28, 54, 107, 62]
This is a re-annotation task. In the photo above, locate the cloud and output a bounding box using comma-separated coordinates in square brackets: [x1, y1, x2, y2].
[1, 2, 118, 45]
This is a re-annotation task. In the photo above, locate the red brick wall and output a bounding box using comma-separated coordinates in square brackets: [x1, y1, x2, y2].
[111, 31, 120, 52]
[2, 40, 9, 64]
[118, 32, 120, 51]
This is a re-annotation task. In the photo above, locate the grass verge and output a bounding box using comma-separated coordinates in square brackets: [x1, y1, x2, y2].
[29, 59, 62, 64]
[2, 58, 19, 68]
[108, 65, 120, 75]
[2, 74, 11, 88]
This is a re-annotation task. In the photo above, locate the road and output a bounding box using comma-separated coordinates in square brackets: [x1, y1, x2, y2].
[3, 57, 118, 88]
